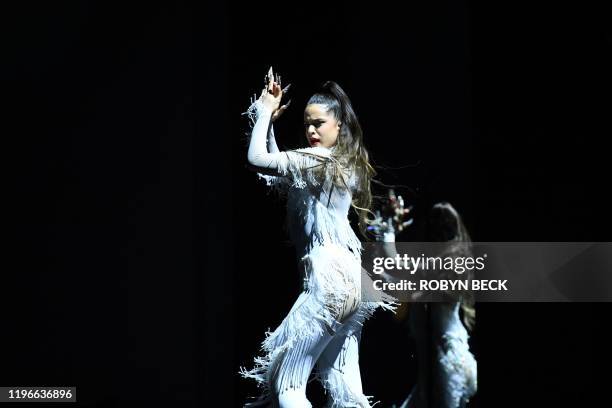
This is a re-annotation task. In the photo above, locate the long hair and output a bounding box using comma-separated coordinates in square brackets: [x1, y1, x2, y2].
[427, 202, 476, 330]
[307, 81, 375, 238]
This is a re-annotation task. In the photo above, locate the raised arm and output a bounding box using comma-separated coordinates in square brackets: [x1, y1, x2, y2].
[370, 190, 413, 257]
[368, 190, 415, 285]
[267, 123, 280, 153]
[370, 211, 400, 258]
[247, 67, 291, 176]
[247, 103, 280, 174]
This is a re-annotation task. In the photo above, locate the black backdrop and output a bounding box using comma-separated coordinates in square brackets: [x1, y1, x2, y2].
[4, 1, 611, 407]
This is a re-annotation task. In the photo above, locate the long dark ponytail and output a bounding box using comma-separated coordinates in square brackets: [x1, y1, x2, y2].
[307, 81, 376, 238]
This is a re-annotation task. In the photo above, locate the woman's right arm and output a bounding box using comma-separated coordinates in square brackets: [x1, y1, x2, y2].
[246, 67, 289, 176]
[247, 103, 284, 175]
[267, 124, 280, 153]
[370, 190, 414, 279]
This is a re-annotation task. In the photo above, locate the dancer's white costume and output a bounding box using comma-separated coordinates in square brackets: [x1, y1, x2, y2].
[400, 302, 477, 408]
[240, 98, 395, 408]
[375, 230, 476, 408]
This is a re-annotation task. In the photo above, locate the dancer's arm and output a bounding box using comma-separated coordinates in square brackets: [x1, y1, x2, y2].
[369, 190, 414, 283]
[374, 221, 401, 283]
[247, 67, 293, 176]
[247, 109, 329, 179]
[247, 104, 282, 175]
[370, 190, 413, 257]
[268, 123, 280, 153]
[247, 68, 329, 182]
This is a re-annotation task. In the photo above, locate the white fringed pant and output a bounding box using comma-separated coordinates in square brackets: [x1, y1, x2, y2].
[273, 308, 370, 408]
[242, 244, 386, 408]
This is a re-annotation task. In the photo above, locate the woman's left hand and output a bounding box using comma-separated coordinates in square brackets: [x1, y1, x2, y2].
[368, 189, 413, 240]
[388, 189, 413, 232]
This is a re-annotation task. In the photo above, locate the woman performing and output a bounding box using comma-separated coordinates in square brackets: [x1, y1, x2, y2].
[240, 67, 395, 408]
[370, 194, 477, 408]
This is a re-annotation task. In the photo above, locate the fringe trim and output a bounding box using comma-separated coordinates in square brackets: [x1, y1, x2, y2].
[240, 245, 397, 406]
[438, 330, 478, 406]
[241, 94, 395, 407]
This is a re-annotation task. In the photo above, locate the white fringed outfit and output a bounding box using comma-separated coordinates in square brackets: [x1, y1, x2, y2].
[375, 233, 477, 408]
[240, 98, 395, 408]
[400, 302, 477, 408]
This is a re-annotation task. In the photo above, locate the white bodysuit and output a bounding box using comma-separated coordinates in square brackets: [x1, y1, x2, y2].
[376, 230, 477, 408]
[399, 302, 477, 408]
[240, 98, 395, 408]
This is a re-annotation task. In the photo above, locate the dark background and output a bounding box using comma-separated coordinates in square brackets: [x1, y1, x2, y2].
[4, 0, 611, 407]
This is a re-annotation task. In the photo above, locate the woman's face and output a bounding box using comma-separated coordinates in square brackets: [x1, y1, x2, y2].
[303, 104, 340, 148]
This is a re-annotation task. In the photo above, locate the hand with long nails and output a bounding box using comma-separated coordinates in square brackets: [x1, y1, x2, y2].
[388, 189, 413, 232]
[368, 189, 414, 239]
[260, 66, 291, 122]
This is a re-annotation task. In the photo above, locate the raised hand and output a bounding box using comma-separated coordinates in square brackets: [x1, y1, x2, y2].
[260, 66, 291, 122]
[367, 189, 413, 240]
[387, 189, 413, 232]
[367, 209, 394, 241]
